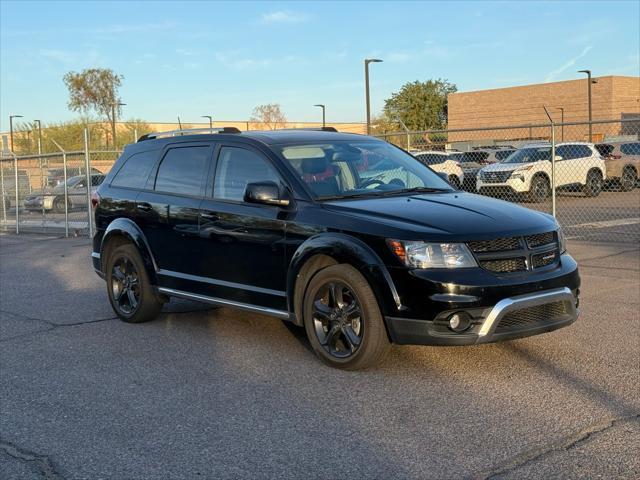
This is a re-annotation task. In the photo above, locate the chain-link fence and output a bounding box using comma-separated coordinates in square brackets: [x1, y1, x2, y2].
[0, 142, 121, 236]
[377, 118, 639, 243]
[1, 119, 638, 243]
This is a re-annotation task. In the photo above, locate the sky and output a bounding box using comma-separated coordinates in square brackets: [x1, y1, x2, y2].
[1, 0, 639, 130]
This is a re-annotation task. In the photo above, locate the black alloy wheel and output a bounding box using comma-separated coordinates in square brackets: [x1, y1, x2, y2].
[312, 281, 364, 358]
[529, 176, 550, 203]
[583, 171, 602, 197]
[110, 256, 141, 315]
[620, 167, 636, 192]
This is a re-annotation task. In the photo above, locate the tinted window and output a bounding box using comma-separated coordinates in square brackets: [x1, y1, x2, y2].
[557, 144, 592, 160]
[214, 147, 280, 201]
[461, 151, 490, 163]
[621, 142, 640, 155]
[112, 151, 158, 189]
[91, 175, 105, 187]
[154, 146, 209, 196]
[595, 144, 614, 156]
[416, 154, 447, 165]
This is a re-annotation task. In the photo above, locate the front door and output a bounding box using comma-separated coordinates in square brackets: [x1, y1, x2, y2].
[197, 144, 288, 311]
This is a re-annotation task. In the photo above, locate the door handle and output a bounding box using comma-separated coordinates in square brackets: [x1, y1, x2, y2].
[200, 212, 219, 221]
[136, 202, 153, 212]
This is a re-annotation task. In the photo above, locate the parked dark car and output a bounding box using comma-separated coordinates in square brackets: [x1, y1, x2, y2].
[92, 128, 580, 369]
[46, 167, 102, 187]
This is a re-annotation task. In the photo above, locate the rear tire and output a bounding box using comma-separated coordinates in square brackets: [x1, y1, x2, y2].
[583, 170, 603, 197]
[52, 196, 70, 213]
[527, 175, 550, 203]
[106, 244, 162, 323]
[302, 264, 390, 370]
[620, 167, 636, 192]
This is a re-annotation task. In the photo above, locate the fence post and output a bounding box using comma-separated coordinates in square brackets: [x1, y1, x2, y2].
[13, 154, 19, 234]
[1, 161, 6, 228]
[51, 139, 69, 237]
[550, 121, 556, 218]
[40, 156, 45, 231]
[84, 129, 93, 238]
[134, 128, 138, 143]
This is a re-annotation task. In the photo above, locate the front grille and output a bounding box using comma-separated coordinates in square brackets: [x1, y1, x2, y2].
[480, 257, 527, 273]
[468, 230, 559, 274]
[480, 170, 512, 183]
[468, 237, 520, 253]
[532, 250, 558, 268]
[527, 231, 556, 248]
[495, 301, 568, 332]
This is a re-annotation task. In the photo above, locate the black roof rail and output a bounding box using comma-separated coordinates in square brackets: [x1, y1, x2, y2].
[137, 126, 242, 142]
[270, 126, 338, 132]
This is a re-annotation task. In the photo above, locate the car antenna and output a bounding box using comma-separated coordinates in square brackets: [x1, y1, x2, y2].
[177, 116, 183, 135]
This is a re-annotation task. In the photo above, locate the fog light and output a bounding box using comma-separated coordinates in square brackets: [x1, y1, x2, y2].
[448, 312, 472, 332]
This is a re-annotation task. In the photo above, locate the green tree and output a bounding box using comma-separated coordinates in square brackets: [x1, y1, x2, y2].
[120, 119, 153, 148]
[63, 68, 124, 147]
[383, 79, 457, 131]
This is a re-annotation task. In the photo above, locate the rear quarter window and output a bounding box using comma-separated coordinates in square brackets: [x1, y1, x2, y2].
[154, 146, 210, 196]
[111, 150, 158, 189]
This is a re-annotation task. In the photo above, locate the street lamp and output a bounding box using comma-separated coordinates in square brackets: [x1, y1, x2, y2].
[577, 70, 596, 142]
[111, 102, 126, 148]
[556, 107, 564, 142]
[313, 104, 326, 127]
[9, 115, 23, 153]
[202, 115, 213, 133]
[364, 58, 383, 135]
[33, 119, 42, 154]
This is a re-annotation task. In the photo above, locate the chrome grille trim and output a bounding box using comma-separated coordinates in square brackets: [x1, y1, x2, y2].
[478, 287, 577, 337]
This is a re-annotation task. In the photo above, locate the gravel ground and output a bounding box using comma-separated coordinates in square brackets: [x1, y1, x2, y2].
[0, 233, 638, 479]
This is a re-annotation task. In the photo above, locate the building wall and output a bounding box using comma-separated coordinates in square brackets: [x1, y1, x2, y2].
[447, 76, 640, 142]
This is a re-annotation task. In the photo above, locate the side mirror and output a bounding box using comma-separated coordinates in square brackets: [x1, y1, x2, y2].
[244, 181, 290, 207]
[553, 155, 563, 161]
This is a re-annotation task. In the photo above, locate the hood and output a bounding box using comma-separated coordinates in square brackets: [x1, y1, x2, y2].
[481, 162, 532, 172]
[323, 191, 556, 240]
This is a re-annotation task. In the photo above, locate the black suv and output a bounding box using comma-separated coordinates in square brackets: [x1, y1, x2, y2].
[92, 128, 580, 369]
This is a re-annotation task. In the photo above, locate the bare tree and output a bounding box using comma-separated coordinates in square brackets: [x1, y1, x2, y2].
[249, 103, 287, 130]
[63, 68, 123, 146]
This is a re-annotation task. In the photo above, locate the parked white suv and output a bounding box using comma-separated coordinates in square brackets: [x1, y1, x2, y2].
[477, 142, 607, 202]
[413, 151, 464, 189]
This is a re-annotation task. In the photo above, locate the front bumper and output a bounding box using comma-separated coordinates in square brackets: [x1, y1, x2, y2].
[477, 176, 530, 193]
[386, 287, 579, 346]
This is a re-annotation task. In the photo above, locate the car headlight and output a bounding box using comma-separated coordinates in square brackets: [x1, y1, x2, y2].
[557, 226, 566, 254]
[387, 240, 477, 269]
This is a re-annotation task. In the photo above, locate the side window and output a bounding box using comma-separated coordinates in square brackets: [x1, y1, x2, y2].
[213, 147, 280, 201]
[621, 143, 640, 155]
[576, 145, 593, 158]
[91, 175, 105, 187]
[154, 146, 209, 196]
[112, 150, 158, 189]
[555, 145, 573, 160]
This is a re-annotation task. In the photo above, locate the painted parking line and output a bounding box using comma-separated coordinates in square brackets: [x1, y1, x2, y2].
[567, 217, 640, 229]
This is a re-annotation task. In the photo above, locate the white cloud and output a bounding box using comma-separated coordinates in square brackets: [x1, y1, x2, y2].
[545, 45, 593, 82]
[215, 52, 272, 70]
[260, 10, 309, 24]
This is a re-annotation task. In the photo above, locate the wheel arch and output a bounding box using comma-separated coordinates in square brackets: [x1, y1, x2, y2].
[286, 233, 403, 327]
[100, 218, 158, 284]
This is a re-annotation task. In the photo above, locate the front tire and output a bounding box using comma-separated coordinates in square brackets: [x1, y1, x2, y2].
[302, 264, 390, 370]
[106, 244, 162, 323]
[583, 170, 603, 197]
[448, 175, 461, 190]
[52, 196, 70, 213]
[528, 175, 550, 203]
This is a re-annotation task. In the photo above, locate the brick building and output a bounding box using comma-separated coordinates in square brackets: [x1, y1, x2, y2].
[447, 76, 640, 143]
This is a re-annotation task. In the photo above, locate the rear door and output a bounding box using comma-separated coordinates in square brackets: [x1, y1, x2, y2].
[196, 143, 288, 311]
[135, 142, 213, 276]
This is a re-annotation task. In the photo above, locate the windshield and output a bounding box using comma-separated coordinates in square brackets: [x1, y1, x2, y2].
[461, 151, 489, 163]
[277, 141, 452, 199]
[502, 147, 551, 164]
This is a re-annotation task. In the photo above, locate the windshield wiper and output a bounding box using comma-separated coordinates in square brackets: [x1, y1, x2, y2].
[319, 186, 452, 201]
[390, 186, 452, 194]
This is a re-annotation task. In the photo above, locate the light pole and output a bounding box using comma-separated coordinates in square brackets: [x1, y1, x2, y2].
[578, 70, 595, 142]
[34, 119, 42, 154]
[556, 107, 564, 142]
[111, 102, 126, 148]
[202, 115, 213, 133]
[365, 58, 383, 135]
[314, 104, 326, 127]
[9, 115, 23, 153]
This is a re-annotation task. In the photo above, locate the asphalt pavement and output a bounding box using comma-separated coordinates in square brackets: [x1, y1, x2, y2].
[0, 233, 638, 479]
